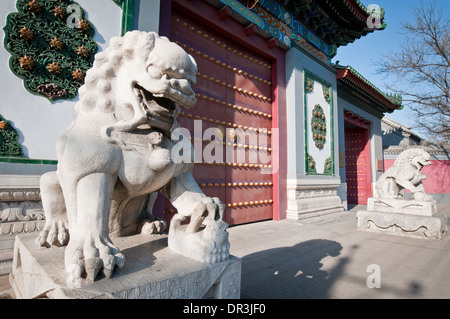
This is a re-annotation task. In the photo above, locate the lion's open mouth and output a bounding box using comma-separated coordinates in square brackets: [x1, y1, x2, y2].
[418, 159, 431, 169]
[134, 83, 176, 132]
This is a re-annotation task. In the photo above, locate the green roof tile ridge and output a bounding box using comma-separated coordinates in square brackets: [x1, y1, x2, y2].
[335, 64, 402, 106]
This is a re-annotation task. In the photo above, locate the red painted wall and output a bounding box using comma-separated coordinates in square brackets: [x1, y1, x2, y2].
[384, 159, 450, 194]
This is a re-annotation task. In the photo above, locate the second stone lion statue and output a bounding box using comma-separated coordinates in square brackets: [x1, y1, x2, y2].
[37, 31, 230, 283]
[375, 148, 433, 201]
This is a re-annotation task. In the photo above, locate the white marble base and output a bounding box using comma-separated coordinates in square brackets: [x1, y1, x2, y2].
[357, 198, 447, 240]
[286, 184, 344, 221]
[9, 232, 241, 299]
[0, 174, 48, 274]
[367, 197, 437, 216]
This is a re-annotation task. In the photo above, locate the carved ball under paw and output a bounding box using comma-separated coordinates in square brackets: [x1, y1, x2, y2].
[168, 208, 230, 264]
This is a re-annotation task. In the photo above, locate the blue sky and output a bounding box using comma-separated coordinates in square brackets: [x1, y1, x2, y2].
[332, 0, 450, 137]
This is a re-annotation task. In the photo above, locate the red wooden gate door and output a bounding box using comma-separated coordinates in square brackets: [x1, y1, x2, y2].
[344, 127, 372, 204]
[165, 8, 274, 225]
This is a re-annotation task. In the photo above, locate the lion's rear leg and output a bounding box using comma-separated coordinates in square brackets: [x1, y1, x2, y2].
[36, 171, 69, 247]
[140, 192, 167, 234]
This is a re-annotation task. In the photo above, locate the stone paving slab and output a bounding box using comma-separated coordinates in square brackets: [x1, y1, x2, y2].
[227, 203, 450, 299]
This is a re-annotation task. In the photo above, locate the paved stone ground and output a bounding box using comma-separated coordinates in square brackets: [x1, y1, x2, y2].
[1, 203, 449, 299]
[228, 203, 450, 299]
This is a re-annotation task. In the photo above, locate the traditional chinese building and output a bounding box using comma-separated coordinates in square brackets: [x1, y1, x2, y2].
[0, 0, 403, 272]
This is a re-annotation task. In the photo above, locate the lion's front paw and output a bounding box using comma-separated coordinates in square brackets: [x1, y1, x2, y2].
[65, 231, 125, 285]
[36, 216, 69, 247]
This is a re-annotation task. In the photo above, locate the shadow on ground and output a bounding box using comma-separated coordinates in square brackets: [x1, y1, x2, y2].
[240, 239, 351, 298]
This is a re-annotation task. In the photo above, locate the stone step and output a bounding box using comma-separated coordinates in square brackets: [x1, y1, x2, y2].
[299, 210, 357, 226]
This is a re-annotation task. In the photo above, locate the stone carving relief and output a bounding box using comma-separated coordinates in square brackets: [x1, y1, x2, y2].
[0, 193, 44, 236]
[36, 31, 231, 284]
[168, 199, 230, 264]
[0, 179, 44, 238]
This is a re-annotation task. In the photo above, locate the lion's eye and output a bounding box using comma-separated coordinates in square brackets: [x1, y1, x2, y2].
[147, 65, 163, 79]
[171, 79, 180, 90]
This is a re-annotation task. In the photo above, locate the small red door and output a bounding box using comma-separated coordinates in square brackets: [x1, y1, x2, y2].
[345, 126, 372, 204]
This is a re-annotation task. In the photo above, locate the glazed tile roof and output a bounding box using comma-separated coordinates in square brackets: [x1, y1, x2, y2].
[335, 64, 403, 112]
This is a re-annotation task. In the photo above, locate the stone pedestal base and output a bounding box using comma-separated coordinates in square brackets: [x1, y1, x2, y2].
[9, 233, 241, 299]
[367, 197, 437, 216]
[286, 184, 344, 222]
[357, 198, 447, 240]
[0, 173, 49, 274]
[286, 196, 345, 221]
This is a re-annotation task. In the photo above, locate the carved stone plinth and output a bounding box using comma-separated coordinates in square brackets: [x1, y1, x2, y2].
[0, 174, 47, 274]
[367, 197, 437, 216]
[357, 198, 447, 240]
[286, 183, 345, 222]
[10, 233, 241, 299]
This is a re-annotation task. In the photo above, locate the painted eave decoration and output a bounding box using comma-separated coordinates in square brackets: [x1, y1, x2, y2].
[3, 0, 98, 102]
[217, 0, 387, 63]
[271, 0, 386, 47]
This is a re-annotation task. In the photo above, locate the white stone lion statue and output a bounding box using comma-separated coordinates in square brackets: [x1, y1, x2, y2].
[375, 148, 433, 201]
[36, 31, 230, 283]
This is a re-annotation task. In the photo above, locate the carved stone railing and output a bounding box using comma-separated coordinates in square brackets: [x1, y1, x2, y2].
[0, 175, 46, 274]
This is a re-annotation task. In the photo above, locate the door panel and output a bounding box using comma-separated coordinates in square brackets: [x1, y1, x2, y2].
[164, 9, 274, 225]
[345, 127, 372, 204]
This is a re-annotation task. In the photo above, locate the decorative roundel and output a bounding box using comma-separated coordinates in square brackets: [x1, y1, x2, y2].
[311, 104, 326, 149]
